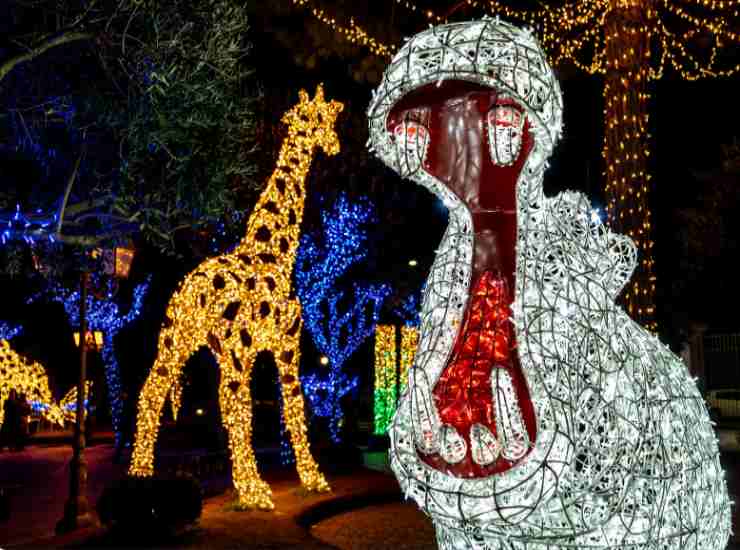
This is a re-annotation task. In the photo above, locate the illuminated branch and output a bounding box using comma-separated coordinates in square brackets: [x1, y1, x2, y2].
[295, 193, 390, 442]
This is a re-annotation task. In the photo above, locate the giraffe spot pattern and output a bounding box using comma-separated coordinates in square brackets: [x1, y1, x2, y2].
[279, 238, 290, 254]
[259, 302, 271, 318]
[222, 301, 241, 321]
[264, 277, 276, 292]
[240, 329, 252, 348]
[207, 332, 222, 355]
[255, 226, 271, 242]
[231, 349, 243, 372]
[287, 318, 300, 337]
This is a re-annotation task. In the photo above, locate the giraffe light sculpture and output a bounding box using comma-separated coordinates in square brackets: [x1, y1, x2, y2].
[368, 18, 730, 550]
[0, 339, 65, 429]
[130, 85, 343, 511]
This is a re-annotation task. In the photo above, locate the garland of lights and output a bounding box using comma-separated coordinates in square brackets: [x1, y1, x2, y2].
[0, 339, 65, 429]
[373, 324, 396, 435]
[293, 0, 738, 329]
[367, 18, 730, 550]
[29, 276, 150, 447]
[295, 193, 389, 442]
[130, 85, 342, 511]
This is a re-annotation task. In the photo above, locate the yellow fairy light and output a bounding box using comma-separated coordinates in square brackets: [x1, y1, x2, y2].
[60, 381, 93, 423]
[0, 340, 65, 428]
[399, 325, 418, 390]
[374, 324, 419, 435]
[290, 0, 735, 330]
[129, 85, 343, 511]
[373, 325, 396, 435]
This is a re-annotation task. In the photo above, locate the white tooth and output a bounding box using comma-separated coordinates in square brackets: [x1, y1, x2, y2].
[439, 424, 467, 464]
[470, 423, 501, 465]
[487, 106, 525, 166]
[492, 369, 531, 461]
[411, 371, 441, 454]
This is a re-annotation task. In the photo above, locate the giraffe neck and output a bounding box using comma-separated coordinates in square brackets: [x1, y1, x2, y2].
[234, 133, 316, 264]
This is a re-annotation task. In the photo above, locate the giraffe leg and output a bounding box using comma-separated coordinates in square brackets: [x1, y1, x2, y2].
[218, 346, 274, 511]
[277, 312, 330, 494]
[129, 350, 187, 477]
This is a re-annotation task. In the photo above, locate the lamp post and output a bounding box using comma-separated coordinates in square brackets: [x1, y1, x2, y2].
[57, 270, 95, 533]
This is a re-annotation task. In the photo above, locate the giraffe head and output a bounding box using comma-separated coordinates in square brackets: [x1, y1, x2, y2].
[282, 84, 344, 157]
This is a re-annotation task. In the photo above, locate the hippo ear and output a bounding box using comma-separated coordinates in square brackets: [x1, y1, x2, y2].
[487, 104, 525, 167]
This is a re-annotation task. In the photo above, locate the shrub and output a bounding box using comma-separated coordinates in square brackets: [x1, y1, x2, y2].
[97, 474, 202, 533]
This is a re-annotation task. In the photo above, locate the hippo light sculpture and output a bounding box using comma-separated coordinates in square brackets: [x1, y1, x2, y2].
[367, 17, 731, 550]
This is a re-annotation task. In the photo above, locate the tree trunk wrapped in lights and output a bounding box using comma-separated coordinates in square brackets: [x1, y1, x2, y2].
[603, 2, 656, 329]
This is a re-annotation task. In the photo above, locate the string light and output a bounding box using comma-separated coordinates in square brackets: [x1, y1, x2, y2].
[295, 193, 390, 442]
[368, 18, 730, 549]
[399, 325, 418, 390]
[59, 381, 93, 422]
[373, 299, 420, 436]
[29, 276, 150, 447]
[289, 0, 736, 328]
[0, 321, 23, 341]
[130, 85, 342, 511]
[289, 0, 394, 58]
[373, 325, 396, 435]
[0, 339, 65, 429]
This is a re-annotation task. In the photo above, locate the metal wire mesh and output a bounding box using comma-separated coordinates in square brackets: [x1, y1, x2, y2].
[367, 17, 731, 550]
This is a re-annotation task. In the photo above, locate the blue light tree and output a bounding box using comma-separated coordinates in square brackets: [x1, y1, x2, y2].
[28, 275, 150, 448]
[295, 193, 391, 443]
[0, 321, 23, 341]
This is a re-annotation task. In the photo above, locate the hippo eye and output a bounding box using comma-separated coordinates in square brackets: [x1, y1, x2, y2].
[403, 107, 431, 127]
[487, 102, 526, 167]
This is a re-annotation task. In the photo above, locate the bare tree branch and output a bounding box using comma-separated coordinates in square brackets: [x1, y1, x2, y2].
[0, 31, 94, 84]
[56, 152, 84, 236]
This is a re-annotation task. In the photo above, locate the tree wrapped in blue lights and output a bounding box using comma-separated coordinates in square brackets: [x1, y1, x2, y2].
[295, 193, 390, 442]
[0, 321, 23, 341]
[28, 275, 150, 447]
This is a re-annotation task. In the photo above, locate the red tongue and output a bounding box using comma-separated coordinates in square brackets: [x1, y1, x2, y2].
[420, 271, 537, 478]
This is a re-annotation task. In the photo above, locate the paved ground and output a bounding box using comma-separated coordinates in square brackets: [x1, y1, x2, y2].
[312, 501, 436, 550]
[3, 438, 740, 549]
[0, 443, 126, 548]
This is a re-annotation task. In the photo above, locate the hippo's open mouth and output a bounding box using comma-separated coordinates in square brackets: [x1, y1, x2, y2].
[418, 270, 537, 478]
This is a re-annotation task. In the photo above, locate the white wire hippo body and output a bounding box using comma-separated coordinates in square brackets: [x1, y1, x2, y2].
[367, 17, 731, 550]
